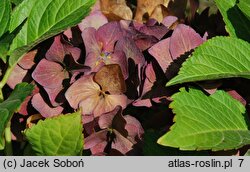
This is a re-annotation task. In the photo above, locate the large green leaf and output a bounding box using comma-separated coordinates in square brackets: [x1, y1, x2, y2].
[143, 130, 208, 155]
[25, 111, 83, 155]
[237, 0, 250, 19]
[11, 0, 24, 6]
[9, 0, 38, 33]
[214, 0, 250, 42]
[158, 88, 250, 151]
[0, 83, 34, 149]
[9, 0, 95, 66]
[0, 0, 11, 38]
[167, 37, 250, 86]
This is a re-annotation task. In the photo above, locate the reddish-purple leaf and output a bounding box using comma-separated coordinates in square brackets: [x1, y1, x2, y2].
[98, 106, 127, 136]
[132, 21, 144, 31]
[203, 87, 217, 95]
[133, 97, 170, 108]
[132, 99, 152, 107]
[82, 114, 95, 135]
[96, 22, 123, 52]
[203, 32, 208, 41]
[65, 46, 81, 62]
[85, 106, 143, 155]
[82, 114, 95, 125]
[32, 59, 68, 89]
[132, 62, 171, 108]
[98, 107, 120, 129]
[146, 18, 158, 26]
[148, 38, 173, 71]
[70, 71, 81, 84]
[112, 130, 134, 154]
[109, 51, 128, 79]
[145, 63, 156, 83]
[65, 74, 100, 109]
[141, 63, 156, 96]
[90, 0, 101, 13]
[65, 55, 90, 73]
[162, 16, 178, 28]
[18, 96, 31, 116]
[46, 36, 65, 63]
[119, 20, 159, 51]
[78, 11, 108, 31]
[79, 94, 101, 115]
[63, 29, 73, 39]
[91, 94, 128, 117]
[227, 90, 247, 106]
[84, 50, 128, 79]
[111, 109, 127, 137]
[8, 50, 36, 89]
[170, 24, 204, 59]
[198, 81, 222, 95]
[124, 115, 144, 143]
[115, 37, 145, 65]
[84, 130, 108, 150]
[44, 86, 64, 107]
[138, 25, 169, 40]
[82, 27, 102, 56]
[18, 50, 37, 70]
[134, 35, 158, 51]
[119, 20, 138, 37]
[90, 142, 107, 155]
[189, 0, 199, 20]
[7, 65, 29, 89]
[46, 36, 81, 63]
[84, 52, 105, 73]
[19, 85, 40, 115]
[31, 93, 63, 118]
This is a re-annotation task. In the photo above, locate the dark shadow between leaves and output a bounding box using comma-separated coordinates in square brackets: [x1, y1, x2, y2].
[143, 129, 209, 156]
[124, 102, 174, 131]
[125, 58, 140, 99]
[165, 51, 191, 80]
[220, 78, 250, 130]
[227, 4, 250, 42]
[190, 7, 228, 38]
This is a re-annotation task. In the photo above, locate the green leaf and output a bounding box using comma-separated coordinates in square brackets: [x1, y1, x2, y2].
[9, 0, 95, 66]
[11, 0, 24, 6]
[167, 37, 250, 86]
[214, 0, 250, 42]
[143, 130, 208, 155]
[0, 34, 15, 63]
[9, 0, 38, 33]
[245, 149, 250, 156]
[237, 0, 250, 19]
[25, 111, 83, 155]
[0, 83, 34, 150]
[0, 0, 11, 38]
[158, 88, 250, 151]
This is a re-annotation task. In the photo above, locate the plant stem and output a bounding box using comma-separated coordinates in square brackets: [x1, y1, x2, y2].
[0, 65, 16, 156]
[4, 121, 13, 156]
[0, 90, 3, 102]
[0, 65, 15, 90]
